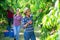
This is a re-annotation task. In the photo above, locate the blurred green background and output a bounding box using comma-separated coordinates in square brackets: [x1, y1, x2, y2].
[0, 0, 60, 40]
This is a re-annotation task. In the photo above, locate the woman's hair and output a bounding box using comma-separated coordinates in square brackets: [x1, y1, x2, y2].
[16, 8, 20, 15]
[16, 8, 20, 12]
[24, 7, 30, 14]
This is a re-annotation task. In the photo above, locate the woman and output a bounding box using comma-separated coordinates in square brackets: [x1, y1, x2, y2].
[13, 8, 22, 40]
[23, 7, 36, 40]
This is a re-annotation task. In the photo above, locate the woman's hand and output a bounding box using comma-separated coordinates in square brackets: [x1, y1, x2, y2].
[28, 20, 32, 24]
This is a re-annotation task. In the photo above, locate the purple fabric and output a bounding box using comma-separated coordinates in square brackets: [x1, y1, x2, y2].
[13, 15, 22, 26]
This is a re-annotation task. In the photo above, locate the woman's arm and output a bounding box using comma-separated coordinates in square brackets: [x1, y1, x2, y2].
[24, 22, 29, 28]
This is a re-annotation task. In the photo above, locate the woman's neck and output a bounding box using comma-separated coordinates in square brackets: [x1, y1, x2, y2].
[26, 15, 30, 18]
[16, 14, 20, 16]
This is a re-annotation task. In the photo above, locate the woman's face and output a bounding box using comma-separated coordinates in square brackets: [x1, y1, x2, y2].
[16, 9, 20, 15]
[26, 9, 30, 16]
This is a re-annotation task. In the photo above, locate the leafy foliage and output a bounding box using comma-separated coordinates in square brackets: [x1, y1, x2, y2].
[0, 0, 60, 40]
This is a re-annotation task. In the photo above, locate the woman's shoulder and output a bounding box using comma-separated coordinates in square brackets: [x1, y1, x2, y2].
[14, 14, 16, 16]
[19, 14, 23, 18]
[13, 14, 17, 18]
